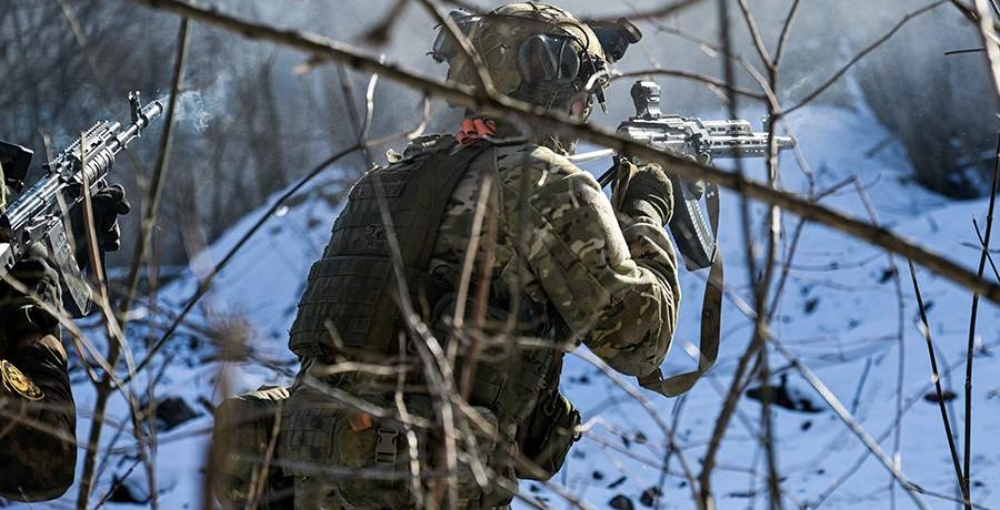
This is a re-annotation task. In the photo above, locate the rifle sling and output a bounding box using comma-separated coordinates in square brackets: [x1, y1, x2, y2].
[638, 182, 723, 397]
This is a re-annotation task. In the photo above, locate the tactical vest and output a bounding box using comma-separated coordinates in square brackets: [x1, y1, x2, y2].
[288, 135, 566, 419]
[289, 137, 492, 362]
[285, 136, 581, 495]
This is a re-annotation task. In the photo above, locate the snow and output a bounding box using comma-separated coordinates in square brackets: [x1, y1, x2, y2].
[26, 98, 1000, 510]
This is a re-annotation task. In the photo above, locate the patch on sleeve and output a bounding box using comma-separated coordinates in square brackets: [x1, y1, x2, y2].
[1, 359, 44, 401]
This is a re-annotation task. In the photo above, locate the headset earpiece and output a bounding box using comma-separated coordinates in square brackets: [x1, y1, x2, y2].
[517, 34, 581, 85]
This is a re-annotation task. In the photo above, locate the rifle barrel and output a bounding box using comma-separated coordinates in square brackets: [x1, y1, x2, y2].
[2, 99, 163, 233]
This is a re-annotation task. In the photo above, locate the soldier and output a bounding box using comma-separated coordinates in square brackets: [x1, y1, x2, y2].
[277, 3, 680, 509]
[0, 143, 128, 501]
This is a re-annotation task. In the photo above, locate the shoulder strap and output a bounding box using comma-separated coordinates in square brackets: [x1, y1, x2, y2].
[371, 141, 493, 350]
[638, 183, 723, 397]
[410, 142, 493, 276]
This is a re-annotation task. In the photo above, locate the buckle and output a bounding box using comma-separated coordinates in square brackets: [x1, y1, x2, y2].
[375, 426, 400, 466]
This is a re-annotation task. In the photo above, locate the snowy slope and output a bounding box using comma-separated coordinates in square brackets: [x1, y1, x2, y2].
[35, 98, 1000, 510]
[550, 101, 1000, 510]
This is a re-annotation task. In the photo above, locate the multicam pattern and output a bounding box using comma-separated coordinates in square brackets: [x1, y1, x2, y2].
[280, 125, 682, 509]
[434, 141, 681, 377]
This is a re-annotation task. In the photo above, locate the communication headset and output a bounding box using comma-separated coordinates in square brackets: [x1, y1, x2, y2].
[431, 11, 642, 109]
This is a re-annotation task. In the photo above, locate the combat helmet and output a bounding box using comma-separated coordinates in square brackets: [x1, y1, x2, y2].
[431, 2, 641, 117]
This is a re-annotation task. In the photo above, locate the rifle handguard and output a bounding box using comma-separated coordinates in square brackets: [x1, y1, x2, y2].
[0, 93, 162, 318]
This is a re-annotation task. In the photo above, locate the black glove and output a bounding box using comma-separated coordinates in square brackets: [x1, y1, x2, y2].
[71, 184, 131, 265]
[0, 244, 61, 339]
[615, 159, 674, 227]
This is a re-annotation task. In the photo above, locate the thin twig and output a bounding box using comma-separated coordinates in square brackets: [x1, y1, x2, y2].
[362, 0, 408, 45]
[770, 336, 933, 510]
[127, 145, 361, 379]
[960, 2, 1000, 506]
[121, 18, 190, 317]
[963, 134, 1000, 507]
[606, 68, 768, 102]
[735, 0, 773, 70]
[971, 0, 1000, 106]
[416, 0, 495, 96]
[76, 128, 154, 510]
[120, 0, 1000, 306]
[773, 0, 802, 67]
[586, 0, 704, 23]
[699, 1, 747, 507]
[849, 177, 909, 510]
[907, 259, 967, 505]
[783, 1, 947, 117]
[973, 218, 1000, 281]
[701, 252, 932, 510]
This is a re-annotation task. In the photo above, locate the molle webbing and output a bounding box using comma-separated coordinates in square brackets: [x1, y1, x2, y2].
[289, 142, 492, 360]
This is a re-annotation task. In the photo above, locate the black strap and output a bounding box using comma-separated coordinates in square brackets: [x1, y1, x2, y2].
[413, 142, 493, 274]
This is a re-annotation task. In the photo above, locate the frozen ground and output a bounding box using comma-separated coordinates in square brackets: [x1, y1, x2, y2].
[22, 95, 1000, 509]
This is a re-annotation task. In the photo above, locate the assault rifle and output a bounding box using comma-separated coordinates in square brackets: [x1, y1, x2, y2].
[575, 80, 795, 270]
[0, 92, 163, 316]
[571, 80, 794, 396]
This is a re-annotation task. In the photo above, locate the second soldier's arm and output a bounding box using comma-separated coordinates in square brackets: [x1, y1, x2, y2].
[0, 249, 77, 502]
[498, 146, 681, 377]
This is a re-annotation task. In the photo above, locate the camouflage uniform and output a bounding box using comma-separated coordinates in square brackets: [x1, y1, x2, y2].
[0, 160, 78, 502]
[275, 4, 679, 509]
[431, 128, 680, 376]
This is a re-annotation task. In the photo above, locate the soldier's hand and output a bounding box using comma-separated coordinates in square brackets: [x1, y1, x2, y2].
[71, 183, 132, 263]
[616, 161, 674, 227]
[0, 244, 61, 339]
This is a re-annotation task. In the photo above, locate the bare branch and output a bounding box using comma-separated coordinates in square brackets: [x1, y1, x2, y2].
[907, 260, 967, 503]
[585, 0, 705, 23]
[606, 68, 769, 102]
[362, 0, 409, 45]
[734, 0, 773, 70]
[416, 0, 496, 96]
[120, 0, 1000, 307]
[121, 18, 190, 317]
[770, 336, 933, 510]
[962, 134, 1000, 507]
[783, 0, 947, 116]
[128, 145, 362, 379]
[773, 0, 803, 67]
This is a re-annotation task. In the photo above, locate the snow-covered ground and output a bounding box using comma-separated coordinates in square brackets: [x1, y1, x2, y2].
[30, 95, 1000, 510]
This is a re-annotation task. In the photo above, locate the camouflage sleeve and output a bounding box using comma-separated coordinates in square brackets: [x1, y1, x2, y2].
[0, 332, 77, 501]
[498, 146, 681, 377]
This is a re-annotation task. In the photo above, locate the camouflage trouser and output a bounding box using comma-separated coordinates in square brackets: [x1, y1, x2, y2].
[287, 475, 513, 510]
[278, 378, 516, 510]
[211, 386, 295, 510]
[286, 476, 345, 510]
